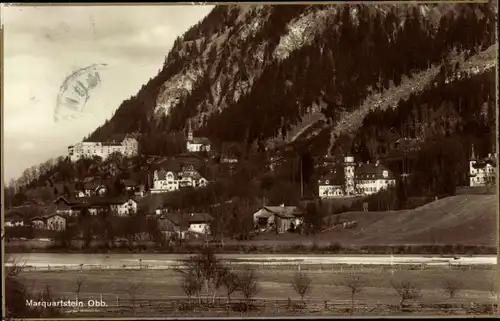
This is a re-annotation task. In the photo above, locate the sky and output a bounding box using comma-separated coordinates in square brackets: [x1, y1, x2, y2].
[2, 4, 214, 183]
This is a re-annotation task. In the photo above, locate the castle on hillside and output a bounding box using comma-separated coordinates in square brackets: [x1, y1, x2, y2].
[186, 121, 211, 153]
[318, 156, 396, 199]
[469, 145, 497, 187]
[68, 134, 139, 162]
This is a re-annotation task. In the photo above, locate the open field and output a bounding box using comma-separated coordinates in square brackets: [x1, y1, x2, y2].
[254, 195, 498, 247]
[18, 266, 498, 317]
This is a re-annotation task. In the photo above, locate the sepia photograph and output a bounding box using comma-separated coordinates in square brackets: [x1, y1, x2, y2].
[1, 1, 498, 318]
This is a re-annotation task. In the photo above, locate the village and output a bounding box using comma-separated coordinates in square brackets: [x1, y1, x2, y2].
[4, 121, 498, 247]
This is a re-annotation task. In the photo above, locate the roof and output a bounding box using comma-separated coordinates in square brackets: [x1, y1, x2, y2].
[255, 206, 304, 219]
[54, 196, 137, 208]
[122, 179, 138, 187]
[45, 213, 66, 220]
[108, 133, 127, 143]
[190, 137, 210, 145]
[318, 167, 344, 186]
[155, 169, 179, 181]
[355, 163, 396, 180]
[160, 212, 213, 226]
[179, 170, 203, 180]
[31, 216, 47, 222]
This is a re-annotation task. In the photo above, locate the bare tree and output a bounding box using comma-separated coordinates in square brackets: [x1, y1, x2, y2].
[211, 266, 229, 304]
[222, 269, 239, 304]
[391, 279, 422, 310]
[237, 267, 259, 310]
[181, 269, 203, 305]
[440, 276, 463, 299]
[290, 272, 313, 304]
[75, 277, 85, 304]
[340, 274, 365, 315]
[126, 282, 142, 313]
[175, 248, 220, 303]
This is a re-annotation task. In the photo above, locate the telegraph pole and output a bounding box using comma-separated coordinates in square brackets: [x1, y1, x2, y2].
[300, 155, 304, 199]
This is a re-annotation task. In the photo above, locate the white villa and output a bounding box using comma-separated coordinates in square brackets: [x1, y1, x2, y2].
[68, 134, 139, 162]
[469, 146, 497, 187]
[318, 156, 396, 199]
[151, 164, 208, 194]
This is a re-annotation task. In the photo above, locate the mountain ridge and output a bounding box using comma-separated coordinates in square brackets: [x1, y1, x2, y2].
[86, 3, 497, 151]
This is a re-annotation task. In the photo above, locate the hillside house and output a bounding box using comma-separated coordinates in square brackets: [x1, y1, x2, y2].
[158, 212, 213, 236]
[31, 217, 46, 229]
[68, 134, 139, 162]
[253, 205, 304, 233]
[109, 197, 138, 216]
[151, 164, 208, 194]
[53, 196, 84, 216]
[53, 196, 138, 216]
[318, 166, 345, 199]
[186, 122, 211, 153]
[46, 214, 67, 231]
[355, 161, 396, 195]
[5, 213, 24, 227]
[469, 147, 497, 187]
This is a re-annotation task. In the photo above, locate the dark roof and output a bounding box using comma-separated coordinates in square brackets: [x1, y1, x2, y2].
[160, 212, 212, 226]
[190, 137, 210, 145]
[54, 196, 137, 208]
[108, 133, 127, 143]
[318, 168, 344, 185]
[101, 141, 122, 146]
[256, 206, 304, 219]
[45, 214, 66, 220]
[355, 163, 396, 180]
[31, 216, 47, 222]
[122, 179, 138, 187]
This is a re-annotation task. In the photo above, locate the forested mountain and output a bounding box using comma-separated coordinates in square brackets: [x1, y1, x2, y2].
[86, 3, 497, 157]
[7, 3, 498, 209]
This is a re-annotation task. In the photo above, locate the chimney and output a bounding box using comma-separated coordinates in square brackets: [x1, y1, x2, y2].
[488, 153, 492, 158]
[375, 160, 380, 166]
[280, 203, 285, 207]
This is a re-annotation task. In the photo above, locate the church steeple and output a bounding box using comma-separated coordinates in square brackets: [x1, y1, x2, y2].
[471, 144, 476, 160]
[187, 120, 193, 142]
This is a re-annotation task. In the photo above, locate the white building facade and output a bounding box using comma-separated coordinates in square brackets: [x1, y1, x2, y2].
[151, 166, 208, 194]
[318, 156, 396, 199]
[469, 149, 497, 187]
[68, 136, 139, 162]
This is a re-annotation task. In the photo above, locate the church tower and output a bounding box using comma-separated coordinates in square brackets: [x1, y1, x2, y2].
[187, 120, 193, 142]
[343, 155, 355, 195]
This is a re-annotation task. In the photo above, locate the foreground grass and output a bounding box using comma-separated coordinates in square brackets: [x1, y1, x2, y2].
[20, 266, 496, 308]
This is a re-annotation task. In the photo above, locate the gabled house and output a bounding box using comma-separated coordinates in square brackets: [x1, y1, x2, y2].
[31, 216, 46, 229]
[53, 196, 84, 216]
[151, 164, 208, 194]
[253, 205, 304, 233]
[158, 212, 213, 236]
[46, 214, 67, 231]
